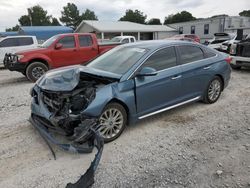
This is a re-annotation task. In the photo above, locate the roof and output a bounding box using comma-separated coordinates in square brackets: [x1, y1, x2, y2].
[20, 26, 73, 32]
[76, 20, 176, 33]
[120, 39, 200, 50]
[19, 26, 73, 40]
[0, 31, 19, 37]
[168, 16, 250, 28]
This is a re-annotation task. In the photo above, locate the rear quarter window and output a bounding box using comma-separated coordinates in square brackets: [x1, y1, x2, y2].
[203, 48, 217, 58]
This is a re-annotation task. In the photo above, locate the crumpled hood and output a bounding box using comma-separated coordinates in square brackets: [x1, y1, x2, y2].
[36, 65, 120, 92]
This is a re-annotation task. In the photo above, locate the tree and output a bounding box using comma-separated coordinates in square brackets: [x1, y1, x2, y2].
[147, 18, 162, 25]
[60, 3, 81, 29]
[6, 25, 20, 32]
[18, 5, 59, 26]
[81, 9, 98, 20]
[164, 11, 196, 24]
[239, 10, 250, 17]
[51, 18, 61, 26]
[119, 9, 147, 24]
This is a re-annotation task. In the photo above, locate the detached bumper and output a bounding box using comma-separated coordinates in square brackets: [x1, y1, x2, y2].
[3, 53, 26, 73]
[30, 114, 104, 188]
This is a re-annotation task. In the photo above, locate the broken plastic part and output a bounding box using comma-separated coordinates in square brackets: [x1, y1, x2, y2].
[29, 116, 104, 188]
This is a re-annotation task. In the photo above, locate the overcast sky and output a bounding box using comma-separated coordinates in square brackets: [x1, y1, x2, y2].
[0, 0, 249, 31]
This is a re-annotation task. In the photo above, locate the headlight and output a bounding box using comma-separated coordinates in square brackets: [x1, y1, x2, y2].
[17, 54, 24, 60]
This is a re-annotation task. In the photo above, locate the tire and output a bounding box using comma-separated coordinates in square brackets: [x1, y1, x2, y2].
[230, 64, 241, 70]
[203, 76, 223, 104]
[26, 62, 48, 82]
[98, 102, 127, 143]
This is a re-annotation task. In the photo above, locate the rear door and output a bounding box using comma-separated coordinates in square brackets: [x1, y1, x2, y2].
[135, 47, 182, 117]
[177, 45, 215, 100]
[77, 35, 98, 64]
[16, 37, 35, 51]
[51, 35, 79, 67]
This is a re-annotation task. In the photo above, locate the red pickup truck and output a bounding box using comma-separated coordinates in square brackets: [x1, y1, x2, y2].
[4, 33, 118, 82]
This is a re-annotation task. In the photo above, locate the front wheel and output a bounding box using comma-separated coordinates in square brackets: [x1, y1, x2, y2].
[203, 76, 223, 104]
[98, 103, 127, 143]
[26, 62, 48, 82]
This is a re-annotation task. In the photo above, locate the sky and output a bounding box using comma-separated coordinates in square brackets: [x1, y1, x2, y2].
[0, 0, 249, 31]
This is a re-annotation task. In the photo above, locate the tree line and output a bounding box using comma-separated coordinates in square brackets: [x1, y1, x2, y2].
[6, 3, 250, 32]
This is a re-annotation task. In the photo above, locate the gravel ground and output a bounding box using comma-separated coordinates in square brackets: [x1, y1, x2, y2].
[0, 68, 249, 188]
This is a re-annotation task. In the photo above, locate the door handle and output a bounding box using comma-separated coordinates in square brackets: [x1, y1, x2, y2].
[171, 75, 182, 80]
[203, 66, 211, 70]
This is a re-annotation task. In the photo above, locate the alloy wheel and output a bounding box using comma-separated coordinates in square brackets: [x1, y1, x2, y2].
[98, 108, 124, 140]
[208, 79, 221, 102]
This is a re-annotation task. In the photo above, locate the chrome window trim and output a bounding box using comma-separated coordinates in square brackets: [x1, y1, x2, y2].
[138, 96, 201, 119]
[127, 44, 218, 80]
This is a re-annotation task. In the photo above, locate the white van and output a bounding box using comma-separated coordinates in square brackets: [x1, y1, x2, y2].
[0, 36, 38, 64]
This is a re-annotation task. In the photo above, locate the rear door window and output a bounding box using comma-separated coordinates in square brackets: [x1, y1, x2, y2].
[79, 35, 93, 47]
[17, 37, 34, 46]
[142, 47, 177, 71]
[178, 45, 204, 64]
[0, 38, 18, 47]
[130, 38, 135, 43]
[58, 36, 76, 48]
[122, 38, 129, 43]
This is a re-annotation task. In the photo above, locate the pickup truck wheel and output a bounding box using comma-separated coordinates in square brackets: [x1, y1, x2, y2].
[203, 76, 222, 104]
[98, 103, 127, 143]
[230, 64, 241, 70]
[26, 62, 48, 82]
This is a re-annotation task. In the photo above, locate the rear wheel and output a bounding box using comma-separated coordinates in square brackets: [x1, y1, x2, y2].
[98, 103, 127, 143]
[203, 76, 223, 104]
[26, 62, 48, 82]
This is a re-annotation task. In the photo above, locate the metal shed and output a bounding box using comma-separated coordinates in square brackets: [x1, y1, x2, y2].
[19, 26, 73, 42]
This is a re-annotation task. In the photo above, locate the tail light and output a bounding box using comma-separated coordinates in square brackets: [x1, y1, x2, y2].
[225, 57, 232, 64]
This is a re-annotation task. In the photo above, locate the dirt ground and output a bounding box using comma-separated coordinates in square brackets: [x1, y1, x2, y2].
[0, 68, 249, 188]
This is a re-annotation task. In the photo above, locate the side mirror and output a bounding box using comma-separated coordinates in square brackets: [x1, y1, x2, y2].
[55, 43, 63, 50]
[137, 67, 157, 77]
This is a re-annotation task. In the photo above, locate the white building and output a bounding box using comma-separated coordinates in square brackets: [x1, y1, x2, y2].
[168, 16, 250, 42]
[75, 20, 177, 40]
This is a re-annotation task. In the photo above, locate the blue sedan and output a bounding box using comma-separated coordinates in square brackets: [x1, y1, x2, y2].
[30, 40, 231, 143]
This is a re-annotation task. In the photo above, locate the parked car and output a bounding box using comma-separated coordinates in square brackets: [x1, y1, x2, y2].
[229, 34, 250, 69]
[30, 40, 231, 143]
[0, 35, 38, 65]
[4, 33, 119, 82]
[168, 35, 194, 42]
[109, 36, 136, 43]
[207, 33, 236, 50]
[170, 34, 200, 43]
[219, 34, 248, 53]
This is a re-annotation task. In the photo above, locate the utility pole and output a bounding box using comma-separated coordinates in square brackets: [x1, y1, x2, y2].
[28, 9, 33, 26]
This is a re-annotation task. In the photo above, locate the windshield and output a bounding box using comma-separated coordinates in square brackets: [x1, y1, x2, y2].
[87, 46, 148, 75]
[110, 37, 122, 42]
[41, 35, 59, 48]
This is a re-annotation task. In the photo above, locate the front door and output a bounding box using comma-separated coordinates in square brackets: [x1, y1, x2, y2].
[51, 36, 79, 68]
[135, 47, 182, 117]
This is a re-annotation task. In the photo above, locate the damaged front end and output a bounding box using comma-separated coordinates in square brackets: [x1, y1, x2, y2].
[30, 66, 119, 187]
